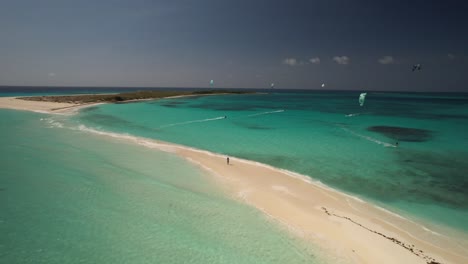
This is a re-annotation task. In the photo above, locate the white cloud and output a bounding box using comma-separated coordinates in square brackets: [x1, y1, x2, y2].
[333, 56, 349, 65]
[282, 58, 298, 66]
[309, 57, 320, 64]
[378, 56, 394, 64]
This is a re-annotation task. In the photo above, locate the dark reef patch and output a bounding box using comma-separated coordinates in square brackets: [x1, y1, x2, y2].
[244, 125, 273, 130]
[80, 114, 152, 132]
[322, 149, 468, 209]
[233, 121, 273, 130]
[81, 114, 133, 127]
[367, 126, 433, 142]
[160, 104, 179, 108]
[80, 106, 99, 112]
[148, 100, 188, 106]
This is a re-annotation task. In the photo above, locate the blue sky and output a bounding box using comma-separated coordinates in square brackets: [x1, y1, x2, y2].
[1, 0, 467, 91]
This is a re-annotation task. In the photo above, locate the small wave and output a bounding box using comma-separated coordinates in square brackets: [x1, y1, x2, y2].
[41, 117, 64, 128]
[372, 205, 410, 221]
[369, 206, 451, 240]
[422, 226, 443, 236]
[33, 110, 51, 114]
[247, 109, 284, 117]
[74, 125, 189, 155]
[159, 116, 226, 129]
[340, 126, 396, 147]
[238, 189, 253, 200]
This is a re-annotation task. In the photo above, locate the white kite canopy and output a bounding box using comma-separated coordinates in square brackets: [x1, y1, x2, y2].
[210, 79, 214, 87]
[359, 92, 367, 106]
[270, 82, 275, 88]
[321, 83, 325, 88]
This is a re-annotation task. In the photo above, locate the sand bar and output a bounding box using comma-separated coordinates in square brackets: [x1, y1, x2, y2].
[174, 147, 467, 264]
[1, 96, 467, 264]
[0, 96, 99, 114]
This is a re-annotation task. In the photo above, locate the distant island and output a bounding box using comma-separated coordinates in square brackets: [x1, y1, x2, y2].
[18, 90, 254, 104]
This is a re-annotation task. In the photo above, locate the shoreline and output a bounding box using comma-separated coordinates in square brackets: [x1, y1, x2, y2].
[0, 92, 245, 114]
[1, 97, 467, 264]
[176, 145, 467, 264]
[0, 96, 103, 114]
[76, 125, 468, 264]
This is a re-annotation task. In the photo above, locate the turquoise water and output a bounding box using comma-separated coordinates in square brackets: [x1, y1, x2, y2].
[2, 89, 468, 262]
[69, 91, 468, 232]
[0, 109, 322, 263]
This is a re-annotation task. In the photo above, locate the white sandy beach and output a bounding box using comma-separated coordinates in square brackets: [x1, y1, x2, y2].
[1, 96, 467, 264]
[178, 148, 468, 264]
[0, 96, 75, 112]
[0, 96, 99, 114]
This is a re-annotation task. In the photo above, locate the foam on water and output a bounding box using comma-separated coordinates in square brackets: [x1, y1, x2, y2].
[247, 109, 285, 117]
[339, 126, 396, 147]
[159, 116, 226, 129]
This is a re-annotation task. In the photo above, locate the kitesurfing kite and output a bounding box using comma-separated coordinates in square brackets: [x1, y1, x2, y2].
[412, 64, 422, 72]
[321, 83, 325, 88]
[210, 79, 214, 86]
[270, 83, 275, 88]
[359, 93, 367, 106]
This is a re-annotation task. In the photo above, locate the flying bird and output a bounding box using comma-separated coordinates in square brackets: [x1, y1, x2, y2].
[412, 64, 422, 72]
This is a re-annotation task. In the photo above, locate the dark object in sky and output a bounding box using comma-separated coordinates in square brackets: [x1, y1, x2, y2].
[412, 64, 422, 72]
[367, 126, 433, 142]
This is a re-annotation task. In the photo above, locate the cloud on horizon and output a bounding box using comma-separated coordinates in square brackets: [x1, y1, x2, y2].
[309, 57, 320, 64]
[378, 56, 395, 64]
[283, 58, 298, 66]
[333, 56, 349, 65]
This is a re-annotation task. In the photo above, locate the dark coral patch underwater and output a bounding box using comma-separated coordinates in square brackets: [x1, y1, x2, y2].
[367, 126, 433, 142]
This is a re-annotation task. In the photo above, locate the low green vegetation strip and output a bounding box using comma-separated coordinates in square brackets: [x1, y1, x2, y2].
[19, 90, 252, 104]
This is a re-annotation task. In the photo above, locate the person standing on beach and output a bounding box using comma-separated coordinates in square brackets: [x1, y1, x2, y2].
[227, 157, 230, 165]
